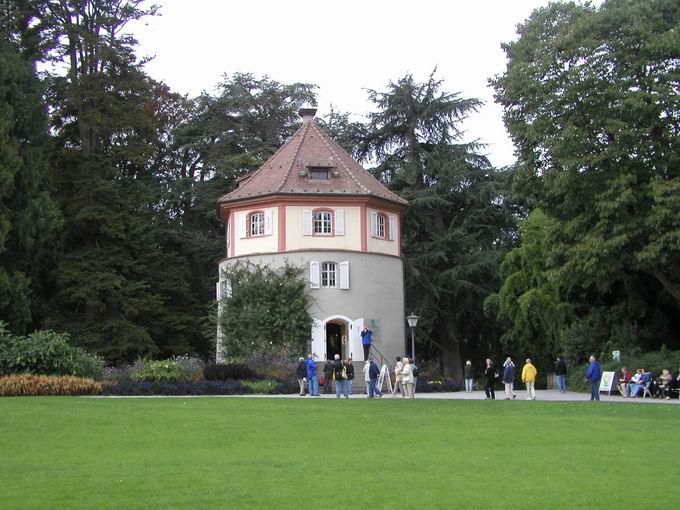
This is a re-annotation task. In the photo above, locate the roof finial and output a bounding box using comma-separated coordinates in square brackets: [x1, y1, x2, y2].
[299, 106, 317, 124]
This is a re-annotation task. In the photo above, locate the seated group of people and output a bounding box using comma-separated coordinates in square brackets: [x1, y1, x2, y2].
[618, 367, 679, 399]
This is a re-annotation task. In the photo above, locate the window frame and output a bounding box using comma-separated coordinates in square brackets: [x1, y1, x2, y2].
[313, 208, 334, 236]
[376, 212, 387, 239]
[321, 261, 337, 288]
[308, 167, 331, 181]
[248, 210, 265, 238]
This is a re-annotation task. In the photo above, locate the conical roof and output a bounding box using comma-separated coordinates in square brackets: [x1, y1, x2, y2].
[218, 110, 407, 206]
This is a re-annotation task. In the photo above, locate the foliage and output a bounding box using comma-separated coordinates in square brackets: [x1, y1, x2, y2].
[0, 324, 104, 379]
[357, 70, 517, 380]
[217, 261, 313, 359]
[0, 374, 101, 396]
[101, 379, 253, 396]
[241, 379, 277, 394]
[244, 348, 298, 380]
[0, 41, 62, 333]
[490, 0, 680, 360]
[202, 362, 258, 381]
[129, 359, 185, 383]
[416, 377, 461, 393]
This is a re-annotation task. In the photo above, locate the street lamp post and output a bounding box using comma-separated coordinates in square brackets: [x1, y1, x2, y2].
[406, 313, 419, 361]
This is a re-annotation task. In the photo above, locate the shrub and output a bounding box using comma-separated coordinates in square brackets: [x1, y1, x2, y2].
[174, 355, 205, 381]
[416, 377, 461, 393]
[130, 359, 184, 382]
[0, 375, 101, 396]
[566, 350, 680, 393]
[203, 363, 258, 381]
[270, 380, 299, 394]
[101, 380, 253, 396]
[242, 379, 277, 394]
[0, 328, 104, 379]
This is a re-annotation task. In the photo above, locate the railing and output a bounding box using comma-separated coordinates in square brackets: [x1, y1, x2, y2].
[370, 343, 391, 373]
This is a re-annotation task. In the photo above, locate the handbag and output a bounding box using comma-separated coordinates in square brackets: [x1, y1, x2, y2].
[341, 363, 348, 380]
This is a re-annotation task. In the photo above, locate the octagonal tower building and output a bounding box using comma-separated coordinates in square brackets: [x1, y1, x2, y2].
[217, 108, 407, 366]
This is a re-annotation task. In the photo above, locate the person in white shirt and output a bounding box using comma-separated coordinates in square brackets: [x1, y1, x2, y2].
[392, 356, 404, 398]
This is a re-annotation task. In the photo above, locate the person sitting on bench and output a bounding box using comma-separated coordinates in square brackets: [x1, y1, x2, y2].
[629, 370, 652, 398]
[655, 369, 673, 399]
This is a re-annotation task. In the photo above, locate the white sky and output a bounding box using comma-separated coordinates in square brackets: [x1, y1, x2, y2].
[132, 0, 557, 168]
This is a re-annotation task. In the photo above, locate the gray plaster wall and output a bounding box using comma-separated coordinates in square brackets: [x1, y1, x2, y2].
[219, 251, 406, 364]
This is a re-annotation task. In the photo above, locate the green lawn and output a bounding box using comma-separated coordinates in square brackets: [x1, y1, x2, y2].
[1, 397, 678, 509]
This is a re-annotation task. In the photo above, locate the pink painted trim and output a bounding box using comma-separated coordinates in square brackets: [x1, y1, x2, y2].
[229, 211, 235, 258]
[398, 213, 402, 257]
[278, 205, 286, 252]
[360, 205, 367, 252]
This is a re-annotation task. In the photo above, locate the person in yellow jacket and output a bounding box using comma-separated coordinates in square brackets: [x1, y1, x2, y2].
[521, 358, 538, 400]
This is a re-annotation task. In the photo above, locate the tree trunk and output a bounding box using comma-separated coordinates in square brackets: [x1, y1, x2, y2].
[652, 269, 680, 307]
[441, 328, 464, 384]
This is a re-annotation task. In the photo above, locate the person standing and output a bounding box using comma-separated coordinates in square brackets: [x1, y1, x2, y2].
[323, 359, 333, 394]
[392, 356, 404, 398]
[555, 356, 568, 393]
[464, 361, 474, 393]
[401, 357, 415, 399]
[411, 358, 419, 395]
[586, 355, 602, 401]
[346, 358, 355, 395]
[367, 358, 383, 398]
[360, 326, 373, 360]
[296, 357, 307, 396]
[484, 359, 497, 400]
[522, 358, 537, 400]
[363, 359, 371, 395]
[305, 354, 319, 396]
[502, 357, 517, 400]
[332, 354, 348, 398]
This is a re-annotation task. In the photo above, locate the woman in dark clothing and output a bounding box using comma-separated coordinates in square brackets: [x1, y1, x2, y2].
[555, 356, 568, 393]
[323, 360, 333, 394]
[346, 358, 355, 395]
[484, 359, 497, 400]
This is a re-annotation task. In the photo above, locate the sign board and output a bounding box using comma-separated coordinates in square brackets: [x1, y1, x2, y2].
[377, 364, 392, 394]
[599, 371, 618, 395]
[367, 318, 381, 338]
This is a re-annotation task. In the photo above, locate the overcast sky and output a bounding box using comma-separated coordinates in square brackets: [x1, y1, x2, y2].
[132, 0, 558, 168]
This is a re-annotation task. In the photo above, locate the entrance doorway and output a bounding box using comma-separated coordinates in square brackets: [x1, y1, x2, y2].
[326, 320, 347, 359]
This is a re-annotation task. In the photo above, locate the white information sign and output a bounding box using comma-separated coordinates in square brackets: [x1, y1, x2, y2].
[599, 371, 618, 395]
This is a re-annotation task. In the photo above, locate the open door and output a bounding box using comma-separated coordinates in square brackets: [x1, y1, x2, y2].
[351, 318, 365, 360]
[311, 319, 326, 361]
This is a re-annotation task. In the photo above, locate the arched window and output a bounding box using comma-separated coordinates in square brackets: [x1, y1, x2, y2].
[321, 261, 337, 288]
[314, 209, 333, 235]
[249, 211, 264, 237]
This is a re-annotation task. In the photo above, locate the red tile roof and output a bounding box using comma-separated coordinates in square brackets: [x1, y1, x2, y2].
[218, 113, 407, 207]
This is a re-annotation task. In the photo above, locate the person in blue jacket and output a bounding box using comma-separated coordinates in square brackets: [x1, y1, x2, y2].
[367, 358, 383, 398]
[586, 355, 602, 401]
[305, 354, 319, 396]
[361, 326, 373, 360]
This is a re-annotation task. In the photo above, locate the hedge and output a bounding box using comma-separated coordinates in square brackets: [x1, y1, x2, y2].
[0, 375, 101, 396]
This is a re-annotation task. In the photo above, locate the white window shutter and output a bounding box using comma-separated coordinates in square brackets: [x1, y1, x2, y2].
[335, 209, 345, 236]
[222, 280, 232, 298]
[264, 209, 273, 236]
[238, 213, 247, 239]
[309, 260, 320, 289]
[370, 211, 378, 237]
[216, 281, 221, 300]
[339, 261, 350, 289]
[388, 215, 396, 241]
[303, 209, 312, 236]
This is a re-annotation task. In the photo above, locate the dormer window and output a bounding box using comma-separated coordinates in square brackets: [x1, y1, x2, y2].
[308, 167, 331, 181]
